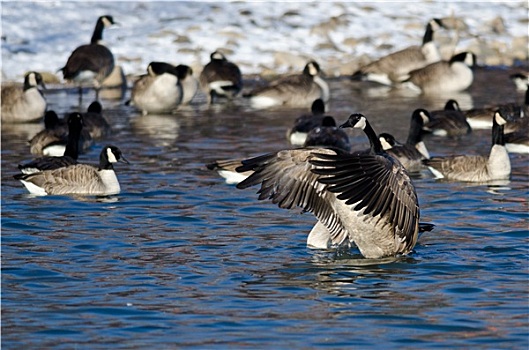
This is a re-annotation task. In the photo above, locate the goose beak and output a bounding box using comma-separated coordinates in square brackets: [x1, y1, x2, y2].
[119, 156, 130, 164]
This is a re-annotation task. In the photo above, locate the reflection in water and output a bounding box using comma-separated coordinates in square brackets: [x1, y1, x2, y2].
[131, 114, 181, 145]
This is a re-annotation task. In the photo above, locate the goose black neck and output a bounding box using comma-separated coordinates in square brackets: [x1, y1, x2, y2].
[90, 19, 106, 44]
[64, 121, 82, 160]
[422, 22, 434, 45]
[99, 150, 114, 171]
[406, 116, 424, 145]
[525, 87, 529, 106]
[492, 118, 505, 146]
[363, 121, 383, 154]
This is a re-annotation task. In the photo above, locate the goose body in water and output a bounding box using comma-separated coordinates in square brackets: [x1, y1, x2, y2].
[199, 51, 243, 104]
[423, 110, 510, 182]
[235, 113, 425, 259]
[15, 145, 128, 196]
[287, 98, 326, 146]
[1, 72, 47, 123]
[130, 62, 183, 115]
[18, 112, 84, 174]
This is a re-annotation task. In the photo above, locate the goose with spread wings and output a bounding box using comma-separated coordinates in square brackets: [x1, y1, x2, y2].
[235, 113, 427, 259]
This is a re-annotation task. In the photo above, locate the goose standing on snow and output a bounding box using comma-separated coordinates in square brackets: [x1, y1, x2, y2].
[352, 18, 445, 85]
[401, 52, 476, 93]
[15, 145, 129, 196]
[199, 51, 243, 104]
[235, 113, 424, 259]
[60, 15, 116, 101]
[18, 112, 84, 174]
[1, 72, 47, 123]
[130, 62, 183, 115]
[287, 98, 326, 146]
[247, 61, 330, 109]
[423, 110, 510, 182]
[424, 99, 471, 137]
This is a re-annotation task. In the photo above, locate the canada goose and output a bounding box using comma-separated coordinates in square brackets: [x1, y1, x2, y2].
[287, 98, 326, 146]
[424, 99, 471, 137]
[510, 73, 529, 91]
[464, 88, 527, 131]
[199, 51, 243, 104]
[29, 111, 93, 156]
[303, 116, 351, 152]
[378, 132, 425, 174]
[82, 101, 111, 139]
[60, 15, 116, 101]
[401, 52, 476, 93]
[352, 18, 444, 85]
[1, 72, 47, 123]
[174, 64, 199, 104]
[407, 108, 431, 159]
[235, 113, 423, 259]
[246, 61, 330, 109]
[423, 110, 510, 182]
[130, 62, 183, 115]
[18, 112, 84, 174]
[14, 145, 129, 196]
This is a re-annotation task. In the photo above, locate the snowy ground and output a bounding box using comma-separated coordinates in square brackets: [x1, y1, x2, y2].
[1, 1, 528, 82]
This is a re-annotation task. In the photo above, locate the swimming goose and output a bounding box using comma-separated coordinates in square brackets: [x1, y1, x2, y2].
[247, 61, 330, 109]
[60, 15, 116, 101]
[401, 52, 476, 93]
[29, 111, 93, 156]
[407, 108, 431, 159]
[352, 18, 444, 85]
[15, 145, 129, 196]
[130, 62, 183, 115]
[303, 116, 351, 152]
[175, 64, 199, 104]
[287, 98, 326, 146]
[464, 88, 527, 131]
[235, 113, 422, 259]
[1, 72, 47, 123]
[199, 51, 243, 104]
[423, 110, 510, 182]
[378, 132, 425, 174]
[82, 101, 111, 139]
[424, 99, 471, 137]
[18, 112, 84, 174]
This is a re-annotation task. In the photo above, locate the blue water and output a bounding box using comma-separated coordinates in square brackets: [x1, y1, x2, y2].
[2, 69, 528, 349]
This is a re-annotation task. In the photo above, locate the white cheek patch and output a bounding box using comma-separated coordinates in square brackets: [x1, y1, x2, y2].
[106, 148, 118, 163]
[28, 73, 38, 87]
[102, 17, 112, 27]
[494, 112, 507, 125]
[308, 64, 318, 76]
[379, 137, 393, 150]
[355, 117, 367, 130]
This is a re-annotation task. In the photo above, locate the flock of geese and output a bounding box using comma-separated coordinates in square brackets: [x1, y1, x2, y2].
[3, 15, 528, 259]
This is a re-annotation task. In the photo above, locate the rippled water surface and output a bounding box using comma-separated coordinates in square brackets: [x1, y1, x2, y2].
[2, 68, 528, 349]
